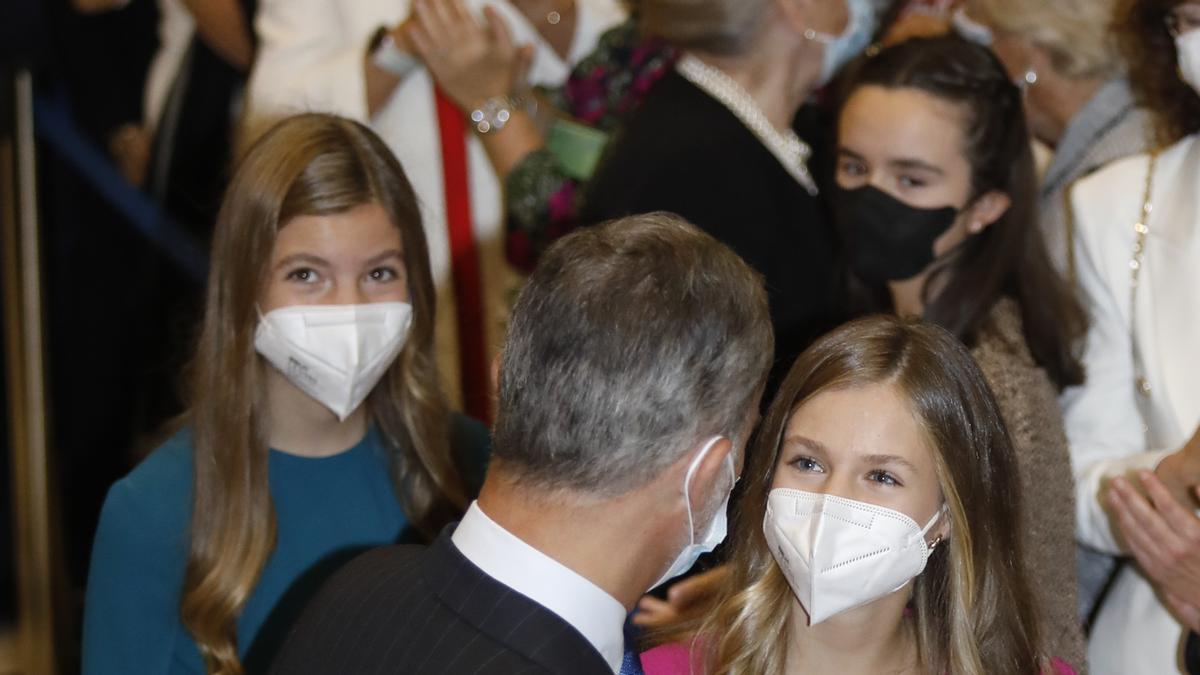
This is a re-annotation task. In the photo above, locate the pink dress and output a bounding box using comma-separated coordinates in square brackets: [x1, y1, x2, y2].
[640, 642, 1078, 675]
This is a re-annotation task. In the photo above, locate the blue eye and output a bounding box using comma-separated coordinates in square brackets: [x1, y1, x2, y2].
[790, 456, 825, 473]
[866, 470, 900, 487]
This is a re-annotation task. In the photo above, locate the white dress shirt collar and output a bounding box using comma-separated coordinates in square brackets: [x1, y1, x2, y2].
[451, 501, 628, 673]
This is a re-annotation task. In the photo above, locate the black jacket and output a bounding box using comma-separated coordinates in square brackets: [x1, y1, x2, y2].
[581, 71, 844, 386]
[270, 528, 612, 674]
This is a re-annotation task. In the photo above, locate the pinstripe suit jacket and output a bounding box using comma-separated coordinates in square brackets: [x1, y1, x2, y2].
[270, 528, 615, 674]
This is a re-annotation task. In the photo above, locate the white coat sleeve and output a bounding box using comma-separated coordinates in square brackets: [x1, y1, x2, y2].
[1063, 163, 1172, 555]
[247, 0, 377, 122]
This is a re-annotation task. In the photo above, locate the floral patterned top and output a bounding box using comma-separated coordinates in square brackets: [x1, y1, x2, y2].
[505, 19, 676, 272]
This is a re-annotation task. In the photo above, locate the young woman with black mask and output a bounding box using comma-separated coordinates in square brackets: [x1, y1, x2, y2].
[829, 35, 1087, 670]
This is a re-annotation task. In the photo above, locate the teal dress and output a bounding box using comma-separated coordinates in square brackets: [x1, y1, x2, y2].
[81, 415, 489, 674]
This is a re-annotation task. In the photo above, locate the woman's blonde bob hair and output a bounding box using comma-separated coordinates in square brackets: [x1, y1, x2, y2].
[684, 316, 1042, 674]
[967, 0, 1123, 80]
[180, 112, 466, 674]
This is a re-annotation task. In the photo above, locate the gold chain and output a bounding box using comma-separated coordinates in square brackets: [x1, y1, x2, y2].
[1131, 150, 1159, 396]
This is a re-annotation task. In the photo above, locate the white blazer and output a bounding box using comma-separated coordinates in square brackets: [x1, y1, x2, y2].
[245, 0, 625, 407]
[1065, 134, 1200, 674]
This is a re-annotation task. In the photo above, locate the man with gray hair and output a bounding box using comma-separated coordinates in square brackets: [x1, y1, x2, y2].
[271, 212, 774, 675]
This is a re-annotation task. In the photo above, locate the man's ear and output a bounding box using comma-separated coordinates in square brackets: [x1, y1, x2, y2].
[490, 352, 502, 402]
[1025, 41, 1055, 81]
[684, 436, 734, 508]
[775, 0, 812, 34]
[965, 190, 1011, 234]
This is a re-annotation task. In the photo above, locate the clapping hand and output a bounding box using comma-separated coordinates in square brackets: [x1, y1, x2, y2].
[633, 566, 729, 629]
[406, 0, 534, 111]
[1108, 468, 1200, 632]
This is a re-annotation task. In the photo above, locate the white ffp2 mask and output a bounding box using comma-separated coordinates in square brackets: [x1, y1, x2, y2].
[254, 302, 412, 421]
[763, 488, 943, 625]
[1177, 30, 1200, 96]
[650, 436, 737, 590]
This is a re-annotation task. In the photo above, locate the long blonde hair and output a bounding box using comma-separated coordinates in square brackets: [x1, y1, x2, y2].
[693, 316, 1041, 674]
[179, 113, 467, 674]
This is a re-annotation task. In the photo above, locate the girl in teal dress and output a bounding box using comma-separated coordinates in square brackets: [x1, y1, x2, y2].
[82, 113, 489, 675]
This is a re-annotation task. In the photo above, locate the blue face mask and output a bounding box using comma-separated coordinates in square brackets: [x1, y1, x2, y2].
[805, 0, 878, 86]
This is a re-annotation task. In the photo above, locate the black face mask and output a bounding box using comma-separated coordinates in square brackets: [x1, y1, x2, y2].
[832, 184, 959, 285]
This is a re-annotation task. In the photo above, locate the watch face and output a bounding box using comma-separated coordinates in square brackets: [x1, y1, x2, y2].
[468, 97, 514, 134]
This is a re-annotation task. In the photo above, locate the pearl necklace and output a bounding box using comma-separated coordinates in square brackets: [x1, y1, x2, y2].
[676, 54, 818, 196]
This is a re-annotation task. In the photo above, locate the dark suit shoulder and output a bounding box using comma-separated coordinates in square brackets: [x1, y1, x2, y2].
[269, 545, 430, 673]
[271, 535, 609, 675]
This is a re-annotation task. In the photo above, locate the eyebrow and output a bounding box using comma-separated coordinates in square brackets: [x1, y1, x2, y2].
[887, 158, 945, 176]
[273, 248, 404, 271]
[861, 453, 920, 473]
[274, 253, 330, 271]
[364, 248, 404, 266]
[837, 147, 945, 177]
[783, 436, 919, 473]
[782, 435, 828, 455]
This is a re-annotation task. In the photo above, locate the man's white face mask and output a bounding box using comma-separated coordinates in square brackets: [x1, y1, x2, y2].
[650, 436, 739, 591]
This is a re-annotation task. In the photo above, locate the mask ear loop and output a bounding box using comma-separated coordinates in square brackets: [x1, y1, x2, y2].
[921, 503, 949, 550]
[680, 436, 726, 546]
[803, 28, 836, 44]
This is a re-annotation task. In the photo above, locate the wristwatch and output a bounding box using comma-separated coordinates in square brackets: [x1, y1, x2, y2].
[368, 26, 419, 79]
[468, 95, 536, 134]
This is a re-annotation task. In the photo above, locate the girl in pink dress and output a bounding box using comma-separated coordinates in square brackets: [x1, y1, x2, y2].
[641, 316, 1076, 675]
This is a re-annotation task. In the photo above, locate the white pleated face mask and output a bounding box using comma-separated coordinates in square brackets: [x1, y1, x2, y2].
[254, 302, 413, 421]
[763, 488, 944, 625]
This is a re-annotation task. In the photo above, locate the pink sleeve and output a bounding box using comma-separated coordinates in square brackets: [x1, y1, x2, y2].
[640, 642, 699, 675]
[1049, 657, 1076, 675]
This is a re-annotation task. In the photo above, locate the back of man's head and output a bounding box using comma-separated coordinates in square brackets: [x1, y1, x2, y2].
[493, 212, 774, 496]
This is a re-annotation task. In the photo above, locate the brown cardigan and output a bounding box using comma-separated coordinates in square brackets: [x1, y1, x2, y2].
[971, 299, 1085, 672]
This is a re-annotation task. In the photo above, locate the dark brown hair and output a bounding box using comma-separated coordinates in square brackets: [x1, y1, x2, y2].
[181, 113, 466, 673]
[1118, 0, 1200, 145]
[838, 36, 1086, 390]
[700, 315, 1042, 674]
